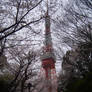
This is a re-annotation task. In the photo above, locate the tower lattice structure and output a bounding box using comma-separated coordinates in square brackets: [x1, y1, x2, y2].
[40, 1, 57, 92]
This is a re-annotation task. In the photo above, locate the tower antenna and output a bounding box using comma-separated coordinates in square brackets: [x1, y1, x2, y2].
[47, 0, 48, 15]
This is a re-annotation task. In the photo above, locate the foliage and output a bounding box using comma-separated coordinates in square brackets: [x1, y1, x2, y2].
[64, 72, 92, 92]
[0, 74, 13, 92]
[58, 41, 92, 92]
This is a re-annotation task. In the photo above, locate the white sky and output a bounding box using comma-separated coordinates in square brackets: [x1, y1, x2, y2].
[2, 0, 70, 74]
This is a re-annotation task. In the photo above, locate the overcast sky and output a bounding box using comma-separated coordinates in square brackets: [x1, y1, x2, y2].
[0, 0, 70, 74]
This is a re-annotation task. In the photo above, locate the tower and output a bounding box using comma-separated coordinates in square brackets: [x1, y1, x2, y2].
[40, 0, 57, 92]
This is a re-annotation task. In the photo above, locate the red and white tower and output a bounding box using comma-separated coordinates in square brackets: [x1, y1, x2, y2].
[40, 0, 57, 92]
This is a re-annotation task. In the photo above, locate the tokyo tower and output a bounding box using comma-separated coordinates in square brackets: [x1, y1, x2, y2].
[40, 0, 57, 92]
